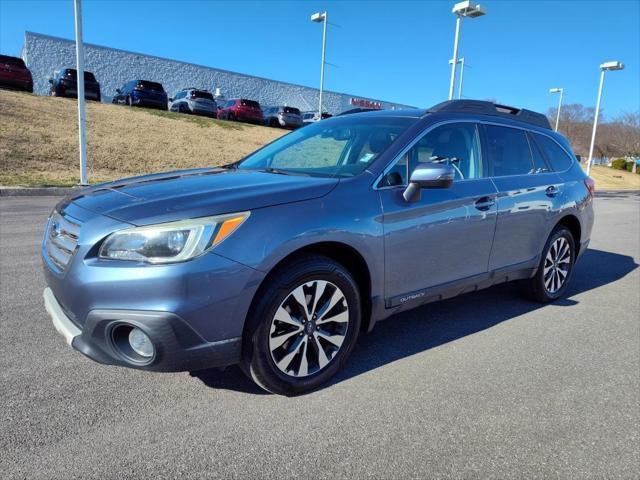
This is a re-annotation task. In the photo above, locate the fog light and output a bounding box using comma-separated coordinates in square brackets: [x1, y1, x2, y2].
[128, 328, 154, 358]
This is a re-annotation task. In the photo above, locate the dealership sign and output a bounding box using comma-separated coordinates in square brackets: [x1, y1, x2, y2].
[349, 98, 382, 109]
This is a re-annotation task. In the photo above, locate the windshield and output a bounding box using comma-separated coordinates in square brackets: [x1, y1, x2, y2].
[238, 115, 416, 178]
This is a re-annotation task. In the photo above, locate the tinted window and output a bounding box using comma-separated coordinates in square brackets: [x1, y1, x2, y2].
[137, 81, 164, 92]
[484, 125, 534, 177]
[386, 123, 482, 186]
[240, 99, 260, 108]
[0, 55, 26, 67]
[531, 133, 573, 171]
[527, 133, 550, 173]
[283, 106, 301, 115]
[62, 69, 96, 81]
[191, 90, 214, 100]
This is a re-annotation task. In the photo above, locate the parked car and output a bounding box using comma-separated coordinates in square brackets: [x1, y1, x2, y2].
[48, 68, 101, 101]
[169, 88, 217, 117]
[338, 107, 379, 116]
[302, 111, 332, 124]
[263, 106, 303, 129]
[217, 98, 263, 124]
[112, 80, 168, 110]
[41, 100, 594, 395]
[0, 54, 33, 92]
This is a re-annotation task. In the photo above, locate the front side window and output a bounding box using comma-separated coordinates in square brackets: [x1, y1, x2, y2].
[531, 133, 573, 171]
[238, 116, 416, 178]
[484, 125, 534, 177]
[382, 122, 482, 186]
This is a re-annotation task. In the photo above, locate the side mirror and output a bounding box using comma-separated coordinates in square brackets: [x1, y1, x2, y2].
[48, 78, 53, 84]
[168, 97, 173, 102]
[403, 163, 455, 202]
[115, 88, 121, 94]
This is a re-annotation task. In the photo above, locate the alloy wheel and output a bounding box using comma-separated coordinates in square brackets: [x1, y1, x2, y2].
[268, 280, 349, 378]
[543, 237, 571, 294]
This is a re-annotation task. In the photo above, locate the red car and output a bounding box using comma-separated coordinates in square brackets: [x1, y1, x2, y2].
[217, 98, 263, 124]
[0, 55, 33, 92]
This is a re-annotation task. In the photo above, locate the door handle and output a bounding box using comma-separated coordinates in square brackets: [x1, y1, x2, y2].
[474, 196, 496, 211]
[545, 185, 560, 197]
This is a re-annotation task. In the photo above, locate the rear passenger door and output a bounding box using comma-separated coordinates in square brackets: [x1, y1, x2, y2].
[481, 123, 565, 271]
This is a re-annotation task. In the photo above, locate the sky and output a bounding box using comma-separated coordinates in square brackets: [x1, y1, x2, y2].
[1, 0, 639, 118]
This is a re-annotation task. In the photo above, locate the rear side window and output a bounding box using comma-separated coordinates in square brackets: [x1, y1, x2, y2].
[283, 106, 301, 115]
[0, 55, 26, 67]
[484, 125, 534, 177]
[527, 133, 550, 173]
[531, 133, 573, 171]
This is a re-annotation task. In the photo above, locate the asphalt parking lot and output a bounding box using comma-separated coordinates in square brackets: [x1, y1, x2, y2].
[1, 192, 638, 479]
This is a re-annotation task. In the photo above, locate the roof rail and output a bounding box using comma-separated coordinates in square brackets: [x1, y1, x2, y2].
[428, 100, 551, 130]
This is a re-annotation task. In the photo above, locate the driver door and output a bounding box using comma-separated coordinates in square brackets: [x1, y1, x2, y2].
[378, 122, 498, 308]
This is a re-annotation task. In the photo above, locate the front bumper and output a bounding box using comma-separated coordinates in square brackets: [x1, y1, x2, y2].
[43, 287, 242, 371]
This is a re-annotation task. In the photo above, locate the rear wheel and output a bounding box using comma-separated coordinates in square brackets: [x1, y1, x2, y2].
[523, 225, 575, 302]
[242, 256, 361, 395]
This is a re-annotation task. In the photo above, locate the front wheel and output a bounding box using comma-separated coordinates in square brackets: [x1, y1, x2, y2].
[523, 225, 575, 303]
[242, 256, 361, 395]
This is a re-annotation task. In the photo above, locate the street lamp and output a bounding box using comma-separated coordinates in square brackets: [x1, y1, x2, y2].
[449, 1, 485, 100]
[311, 11, 328, 119]
[549, 87, 564, 132]
[586, 61, 624, 175]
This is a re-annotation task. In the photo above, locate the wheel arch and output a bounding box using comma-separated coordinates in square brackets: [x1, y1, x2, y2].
[244, 241, 373, 336]
[556, 214, 582, 256]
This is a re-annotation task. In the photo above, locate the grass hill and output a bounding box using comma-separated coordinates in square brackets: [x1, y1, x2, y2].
[0, 90, 284, 187]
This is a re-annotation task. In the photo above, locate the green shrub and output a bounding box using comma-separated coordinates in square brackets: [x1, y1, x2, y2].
[611, 158, 627, 170]
[625, 162, 634, 172]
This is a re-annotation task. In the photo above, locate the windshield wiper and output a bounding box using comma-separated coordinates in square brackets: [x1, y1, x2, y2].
[259, 167, 291, 175]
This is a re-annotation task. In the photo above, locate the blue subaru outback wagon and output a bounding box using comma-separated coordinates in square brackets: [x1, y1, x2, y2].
[42, 100, 595, 395]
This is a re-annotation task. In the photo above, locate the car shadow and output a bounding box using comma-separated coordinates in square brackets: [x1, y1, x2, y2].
[191, 248, 638, 395]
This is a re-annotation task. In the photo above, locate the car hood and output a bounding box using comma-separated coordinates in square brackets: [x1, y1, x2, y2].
[62, 167, 338, 225]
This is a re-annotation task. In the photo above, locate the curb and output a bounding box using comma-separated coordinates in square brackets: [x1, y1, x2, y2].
[0, 186, 77, 197]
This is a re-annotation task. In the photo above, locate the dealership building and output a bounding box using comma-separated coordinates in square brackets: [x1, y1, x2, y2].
[21, 31, 413, 114]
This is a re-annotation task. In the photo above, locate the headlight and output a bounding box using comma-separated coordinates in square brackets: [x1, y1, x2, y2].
[99, 212, 249, 264]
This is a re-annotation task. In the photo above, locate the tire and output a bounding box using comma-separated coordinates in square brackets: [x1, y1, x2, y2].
[228, 112, 236, 122]
[242, 255, 361, 395]
[269, 118, 278, 128]
[523, 225, 575, 303]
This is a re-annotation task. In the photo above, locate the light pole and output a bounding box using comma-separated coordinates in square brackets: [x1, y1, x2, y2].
[449, 1, 485, 101]
[586, 61, 624, 175]
[458, 57, 465, 99]
[74, 0, 88, 185]
[311, 11, 328, 119]
[549, 87, 564, 132]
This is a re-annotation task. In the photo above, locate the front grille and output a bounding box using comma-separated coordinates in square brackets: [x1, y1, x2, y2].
[44, 210, 81, 272]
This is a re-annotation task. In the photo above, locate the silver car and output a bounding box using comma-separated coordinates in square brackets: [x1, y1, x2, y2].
[263, 106, 303, 129]
[169, 88, 218, 118]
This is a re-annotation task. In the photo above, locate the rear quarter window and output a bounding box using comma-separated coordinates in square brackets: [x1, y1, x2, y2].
[531, 133, 574, 171]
